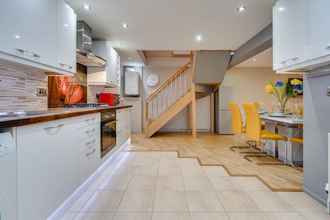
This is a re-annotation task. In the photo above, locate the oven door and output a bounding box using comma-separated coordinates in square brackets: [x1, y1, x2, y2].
[101, 119, 116, 157]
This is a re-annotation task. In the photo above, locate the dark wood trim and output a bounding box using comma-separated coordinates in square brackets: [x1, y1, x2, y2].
[0, 105, 132, 129]
[126, 149, 303, 192]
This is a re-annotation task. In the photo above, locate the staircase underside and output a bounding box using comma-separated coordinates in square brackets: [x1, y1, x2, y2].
[146, 90, 193, 137]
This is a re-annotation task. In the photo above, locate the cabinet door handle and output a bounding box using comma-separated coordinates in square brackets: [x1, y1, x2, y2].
[326, 45, 330, 50]
[44, 124, 65, 130]
[33, 53, 41, 59]
[86, 148, 96, 157]
[15, 48, 25, 54]
[85, 139, 96, 146]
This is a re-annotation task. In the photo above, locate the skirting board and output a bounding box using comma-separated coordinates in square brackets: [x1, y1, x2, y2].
[47, 138, 131, 220]
[303, 185, 327, 207]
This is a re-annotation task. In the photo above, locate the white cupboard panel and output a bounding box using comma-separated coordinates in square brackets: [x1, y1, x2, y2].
[310, 0, 330, 60]
[57, 0, 77, 73]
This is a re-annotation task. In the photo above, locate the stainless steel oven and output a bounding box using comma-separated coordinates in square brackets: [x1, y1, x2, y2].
[101, 110, 116, 157]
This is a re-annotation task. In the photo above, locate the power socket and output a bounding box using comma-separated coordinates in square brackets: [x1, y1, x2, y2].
[327, 87, 330, 96]
[36, 88, 47, 97]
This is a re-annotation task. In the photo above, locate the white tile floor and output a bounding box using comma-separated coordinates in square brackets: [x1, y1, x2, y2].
[61, 151, 329, 220]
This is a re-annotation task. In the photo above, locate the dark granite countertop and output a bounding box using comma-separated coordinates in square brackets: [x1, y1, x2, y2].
[0, 104, 132, 129]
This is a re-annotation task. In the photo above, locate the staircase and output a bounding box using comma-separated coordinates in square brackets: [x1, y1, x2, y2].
[144, 50, 231, 138]
[144, 62, 196, 137]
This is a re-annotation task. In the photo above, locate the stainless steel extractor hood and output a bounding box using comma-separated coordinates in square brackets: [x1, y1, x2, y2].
[76, 21, 106, 67]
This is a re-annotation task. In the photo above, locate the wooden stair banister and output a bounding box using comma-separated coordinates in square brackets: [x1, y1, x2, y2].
[144, 61, 194, 137]
[146, 62, 191, 102]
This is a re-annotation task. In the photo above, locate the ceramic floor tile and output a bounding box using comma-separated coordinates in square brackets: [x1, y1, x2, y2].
[181, 166, 205, 177]
[60, 212, 77, 220]
[113, 212, 152, 220]
[134, 163, 159, 176]
[151, 212, 192, 220]
[81, 190, 125, 212]
[159, 151, 178, 159]
[117, 190, 154, 212]
[217, 190, 259, 212]
[208, 176, 239, 191]
[190, 212, 229, 220]
[159, 160, 182, 176]
[185, 190, 224, 212]
[230, 177, 270, 191]
[126, 175, 157, 191]
[74, 212, 114, 220]
[264, 212, 306, 220]
[183, 175, 214, 191]
[277, 192, 325, 211]
[202, 166, 229, 178]
[298, 210, 330, 220]
[227, 212, 268, 220]
[247, 191, 294, 212]
[91, 174, 133, 191]
[153, 189, 188, 212]
[156, 175, 185, 191]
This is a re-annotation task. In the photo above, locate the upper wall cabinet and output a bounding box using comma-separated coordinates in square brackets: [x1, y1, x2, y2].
[273, 0, 330, 72]
[309, 0, 330, 62]
[0, 0, 76, 75]
[88, 41, 121, 89]
[57, 0, 77, 73]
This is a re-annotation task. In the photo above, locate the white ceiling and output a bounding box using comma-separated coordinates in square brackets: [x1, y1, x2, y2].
[237, 48, 273, 68]
[67, 0, 273, 50]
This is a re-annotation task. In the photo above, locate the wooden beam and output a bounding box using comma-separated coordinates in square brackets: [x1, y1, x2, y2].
[137, 50, 148, 65]
[190, 84, 197, 138]
[228, 23, 272, 68]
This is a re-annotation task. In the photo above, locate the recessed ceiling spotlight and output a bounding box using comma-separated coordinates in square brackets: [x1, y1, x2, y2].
[237, 5, 247, 13]
[14, 34, 21, 39]
[195, 34, 203, 42]
[278, 7, 285, 12]
[83, 3, 91, 11]
[122, 23, 128, 29]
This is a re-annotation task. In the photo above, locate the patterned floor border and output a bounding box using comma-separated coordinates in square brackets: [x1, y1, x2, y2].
[126, 149, 303, 193]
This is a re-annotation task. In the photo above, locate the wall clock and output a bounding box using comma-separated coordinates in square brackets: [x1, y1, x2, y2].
[146, 74, 159, 87]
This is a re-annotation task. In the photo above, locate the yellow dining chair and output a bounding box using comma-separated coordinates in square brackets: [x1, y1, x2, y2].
[289, 137, 303, 144]
[229, 102, 251, 152]
[242, 103, 287, 162]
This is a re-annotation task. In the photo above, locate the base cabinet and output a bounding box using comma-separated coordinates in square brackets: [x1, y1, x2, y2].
[116, 108, 131, 147]
[16, 113, 100, 220]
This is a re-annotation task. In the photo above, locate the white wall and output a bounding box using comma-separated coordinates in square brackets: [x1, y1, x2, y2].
[222, 67, 303, 111]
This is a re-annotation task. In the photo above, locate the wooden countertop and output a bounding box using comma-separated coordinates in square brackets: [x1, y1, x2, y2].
[0, 104, 132, 129]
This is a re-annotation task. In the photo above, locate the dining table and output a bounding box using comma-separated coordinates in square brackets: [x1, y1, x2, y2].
[260, 113, 304, 166]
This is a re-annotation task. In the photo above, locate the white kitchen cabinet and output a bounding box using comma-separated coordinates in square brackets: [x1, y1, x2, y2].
[0, 0, 57, 66]
[273, 0, 330, 72]
[88, 41, 121, 88]
[116, 108, 131, 147]
[309, 0, 330, 61]
[0, 0, 76, 75]
[57, 0, 77, 73]
[16, 113, 101, 220]
[77, 114, 101, 182]
[273, 0, 308, 71]
[0, 131, 17, 220]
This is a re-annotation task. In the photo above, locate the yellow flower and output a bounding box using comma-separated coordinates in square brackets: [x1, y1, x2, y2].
[291, 79, 302, 85]
[265, 84, 274, 94]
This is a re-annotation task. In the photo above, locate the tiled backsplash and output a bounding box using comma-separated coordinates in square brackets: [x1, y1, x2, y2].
[0, 65, 48, 112]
